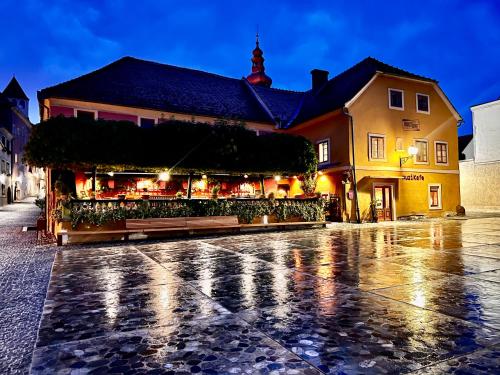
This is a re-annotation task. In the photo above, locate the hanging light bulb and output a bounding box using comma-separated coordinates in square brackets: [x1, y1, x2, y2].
[159, 172, 170, 181]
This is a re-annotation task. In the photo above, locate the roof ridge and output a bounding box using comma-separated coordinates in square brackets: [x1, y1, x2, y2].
[122, 56, 243, 82]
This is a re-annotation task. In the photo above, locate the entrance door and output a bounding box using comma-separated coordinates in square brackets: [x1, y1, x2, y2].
[374, 185, 393, 221]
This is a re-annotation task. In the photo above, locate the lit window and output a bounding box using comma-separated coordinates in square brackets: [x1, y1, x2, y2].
[414, 140, 428, 163]
[76, 110, 96, 120]
[140, 118, 155, 129]
[416, 93, 430, 114]
[388, 89, 404, 110]
[435, 141, 448, 165]
[428, 184, 442, 209]
[317, 140, 329, 163]
[369, 134, 385, 160]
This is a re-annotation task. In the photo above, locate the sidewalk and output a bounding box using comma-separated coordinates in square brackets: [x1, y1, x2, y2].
[0, 199, 56, 374]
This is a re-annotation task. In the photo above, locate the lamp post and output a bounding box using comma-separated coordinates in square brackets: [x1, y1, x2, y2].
[400, 146, 419, 167]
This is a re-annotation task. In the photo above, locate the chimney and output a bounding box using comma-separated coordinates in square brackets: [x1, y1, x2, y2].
[311, 69, 329, 92]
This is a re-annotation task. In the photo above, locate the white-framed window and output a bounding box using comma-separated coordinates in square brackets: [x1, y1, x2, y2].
[368, 133, 386, 161]
[139, 117, 156, 129]
[416, 93, 430, 114]
[388, 88, 404, 110]
[317, 139, 330, 164]
[414, 139, 429, 164]
[435, 141, 449, 165]
[75, 109, 97, 120]
[428, 184, 442, 210]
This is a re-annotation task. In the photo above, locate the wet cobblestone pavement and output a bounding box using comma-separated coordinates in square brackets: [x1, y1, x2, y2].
[0, 199, 56, 374]
[31, 218, 500, 374]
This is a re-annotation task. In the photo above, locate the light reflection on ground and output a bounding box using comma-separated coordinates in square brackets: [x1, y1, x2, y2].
[31, 217, 500, 374]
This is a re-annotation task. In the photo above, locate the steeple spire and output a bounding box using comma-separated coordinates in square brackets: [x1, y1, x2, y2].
[246, 32, 272, 88]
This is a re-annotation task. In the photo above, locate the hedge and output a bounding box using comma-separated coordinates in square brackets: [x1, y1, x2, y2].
[25, 117, 317, 174]
[63, 198, 326, 228]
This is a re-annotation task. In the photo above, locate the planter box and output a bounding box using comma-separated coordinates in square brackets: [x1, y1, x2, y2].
[74, 220, 126, 232]
[249, 215, 304, 224]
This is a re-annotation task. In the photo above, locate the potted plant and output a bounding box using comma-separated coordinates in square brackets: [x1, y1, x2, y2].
[300, 173, 317, 197]
[35, 198, 46, 232]
[211, 184, 221, 199]
[176, 191, 184, 199]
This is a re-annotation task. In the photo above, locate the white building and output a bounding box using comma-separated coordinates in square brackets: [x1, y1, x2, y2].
[459, 98, 500, 211]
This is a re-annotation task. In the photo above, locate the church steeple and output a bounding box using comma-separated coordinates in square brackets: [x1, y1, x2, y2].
[246, 33, 272, 88]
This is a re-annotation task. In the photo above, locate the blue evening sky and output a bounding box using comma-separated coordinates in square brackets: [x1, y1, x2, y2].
[1, 0, 499, 135]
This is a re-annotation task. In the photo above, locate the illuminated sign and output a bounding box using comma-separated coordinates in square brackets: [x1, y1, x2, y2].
[403, 119, 420, 131]
[402, 174, 424, 181]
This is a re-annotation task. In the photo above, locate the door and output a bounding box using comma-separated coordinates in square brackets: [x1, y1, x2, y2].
[374, 185, 393, 221]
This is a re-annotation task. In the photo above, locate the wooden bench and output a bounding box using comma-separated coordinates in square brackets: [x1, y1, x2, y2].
[126, 216, 240, 230]
[60, 217, 326, 245]
[61, 216, 241, 245]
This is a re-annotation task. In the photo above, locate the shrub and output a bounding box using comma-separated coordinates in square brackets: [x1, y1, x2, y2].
[63, 198, 326, 228]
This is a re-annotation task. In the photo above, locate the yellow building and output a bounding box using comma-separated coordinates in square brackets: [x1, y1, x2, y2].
[38, 39, 462, 222]
[289, 65, 462, 221]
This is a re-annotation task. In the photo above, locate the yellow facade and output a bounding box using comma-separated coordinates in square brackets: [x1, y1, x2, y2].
[291, 74, 461, 221]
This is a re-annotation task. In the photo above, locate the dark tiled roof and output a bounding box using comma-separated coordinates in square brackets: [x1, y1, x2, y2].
[292, 57, 436, 125]
[38, 56, 437, 127]
[39, 57, 272, 124]
[3, 77, 29, 100]
[251, 85, 305, 126]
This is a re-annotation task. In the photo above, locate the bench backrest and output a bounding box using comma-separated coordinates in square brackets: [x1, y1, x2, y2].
[126, 216, 239, 230]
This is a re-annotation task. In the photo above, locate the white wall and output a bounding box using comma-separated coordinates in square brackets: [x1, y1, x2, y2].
[472, 99, 500, 163]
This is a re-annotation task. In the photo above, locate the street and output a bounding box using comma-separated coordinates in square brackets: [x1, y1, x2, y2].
[22, 215, 500, 374]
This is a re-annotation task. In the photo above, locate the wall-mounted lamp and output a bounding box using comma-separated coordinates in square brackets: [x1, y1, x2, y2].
[274, 175, 281, 182]
[400, 146, 419, 167]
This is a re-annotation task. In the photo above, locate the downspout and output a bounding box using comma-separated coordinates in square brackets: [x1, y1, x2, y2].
[343, 107, 361, 223]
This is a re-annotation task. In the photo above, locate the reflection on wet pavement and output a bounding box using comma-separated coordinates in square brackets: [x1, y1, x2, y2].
[31, 217, 500, 374]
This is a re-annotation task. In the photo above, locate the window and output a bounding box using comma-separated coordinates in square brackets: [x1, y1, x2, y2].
[1, 160, 5, 173]
[139, 118, 156, 129]
[0, 136, 5, 147]
[14, 154, 18, 163]
[414, 139, 428, 164]
[416, 93, 430, 114]
[75, 110, 96, 120]
[388, 88, 404, 110]
[317, 139, 330, 164]
[6, 162, 9, 174]
[428, 184, 442, 209]
[435, 141, 448, 165]
[369, 134, 386, 160]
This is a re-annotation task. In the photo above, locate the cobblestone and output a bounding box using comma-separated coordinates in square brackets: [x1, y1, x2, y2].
[0, 199, 56, 375]
[31, 216, 500, 374]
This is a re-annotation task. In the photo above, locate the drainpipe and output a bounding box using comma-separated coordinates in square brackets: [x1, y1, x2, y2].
[343, 107, 361, 224]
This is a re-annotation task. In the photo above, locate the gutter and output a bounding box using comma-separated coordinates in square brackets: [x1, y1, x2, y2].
[342, 107, 361, 224]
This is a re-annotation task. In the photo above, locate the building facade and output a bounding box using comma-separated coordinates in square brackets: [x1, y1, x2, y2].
[459, 98, 500, 211]
[0, 78, 42, 206]
[38, 38, 461, 221]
